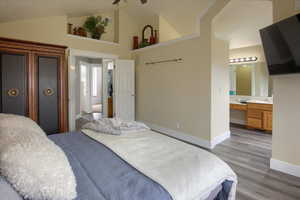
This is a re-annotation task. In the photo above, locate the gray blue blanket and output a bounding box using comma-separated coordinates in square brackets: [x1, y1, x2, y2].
[49, 132, 233, 200]
[0, 132, 232, 200]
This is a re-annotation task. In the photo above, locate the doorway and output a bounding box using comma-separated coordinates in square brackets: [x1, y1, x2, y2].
[77, 58, 103, 120]
[68, 50, 136, 131]
[68, 49, 119, 131]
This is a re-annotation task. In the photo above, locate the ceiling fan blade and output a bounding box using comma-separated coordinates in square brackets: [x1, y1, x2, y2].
[112, 0, 121, 5]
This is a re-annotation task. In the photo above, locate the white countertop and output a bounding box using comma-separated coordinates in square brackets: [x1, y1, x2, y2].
[230, 99, 273, 105]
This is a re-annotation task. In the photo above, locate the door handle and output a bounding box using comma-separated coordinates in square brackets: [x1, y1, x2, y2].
[44, 88, 54, 96]
[7, 88, 20, 97]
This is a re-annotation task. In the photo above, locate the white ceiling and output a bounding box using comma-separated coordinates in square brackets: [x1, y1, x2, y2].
[213, 0, 273, 49]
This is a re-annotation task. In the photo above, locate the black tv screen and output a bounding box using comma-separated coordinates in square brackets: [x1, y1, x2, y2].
[260, 14, 300, 75]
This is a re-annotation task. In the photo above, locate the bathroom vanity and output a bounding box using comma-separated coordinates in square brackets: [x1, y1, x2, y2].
[230, 101, 273, 132]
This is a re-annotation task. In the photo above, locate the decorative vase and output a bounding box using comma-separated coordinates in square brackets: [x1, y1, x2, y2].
[77, 27, 87, 37]
[92, 33, 102, 40]
[133, 36, 139, 49]
[91, 26, 105, 40]
[68, 23, 73, 34]
[154, 30, 159, 44]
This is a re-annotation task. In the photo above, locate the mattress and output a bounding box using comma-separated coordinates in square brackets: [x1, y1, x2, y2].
[0, 132, 233, 200]
[49, 132, 233, 200]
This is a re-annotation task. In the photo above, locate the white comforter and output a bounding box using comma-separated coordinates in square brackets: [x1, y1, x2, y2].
[82, 129, 237, 200]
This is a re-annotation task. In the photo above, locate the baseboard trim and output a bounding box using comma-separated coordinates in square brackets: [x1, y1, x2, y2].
[211, 131, 231, 149]
[142, 122, 211, 149]
[142, 122, 230, 149]
[270, 158, 300, 178]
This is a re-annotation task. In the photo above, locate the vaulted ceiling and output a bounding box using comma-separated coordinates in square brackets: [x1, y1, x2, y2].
[0, 0, 273, 47]
[0, 0, 212, 36]
[213, 0, 273, 49]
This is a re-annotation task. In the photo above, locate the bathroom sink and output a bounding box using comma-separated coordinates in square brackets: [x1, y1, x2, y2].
[246, 100, 272, 104]
[230, 100, 247, 105]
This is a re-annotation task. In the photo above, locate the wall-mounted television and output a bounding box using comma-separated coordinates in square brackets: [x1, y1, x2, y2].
[260, 14, 300, 75]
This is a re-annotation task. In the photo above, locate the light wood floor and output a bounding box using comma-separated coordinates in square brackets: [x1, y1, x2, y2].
[212, 126, 300, 200]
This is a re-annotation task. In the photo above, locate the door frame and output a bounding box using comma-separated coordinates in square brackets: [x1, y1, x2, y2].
[68, 49, 118, 131]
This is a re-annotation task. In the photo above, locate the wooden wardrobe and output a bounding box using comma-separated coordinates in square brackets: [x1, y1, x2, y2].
[0, 37, 68, 134]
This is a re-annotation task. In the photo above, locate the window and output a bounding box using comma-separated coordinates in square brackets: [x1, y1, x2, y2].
[92, 67, 99, 97]
[80, 64, 87, 96]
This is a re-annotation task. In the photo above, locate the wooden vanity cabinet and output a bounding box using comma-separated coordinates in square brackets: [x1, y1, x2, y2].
[247, 103, 273, 131]
[263, 111, 273, 131]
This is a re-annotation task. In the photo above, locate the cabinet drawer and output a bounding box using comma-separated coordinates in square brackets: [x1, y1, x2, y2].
[248, 103, 273, 111]
[230, 104, 247, 111]
[248, 118, 262, 129]
[248, 109, 263, 119]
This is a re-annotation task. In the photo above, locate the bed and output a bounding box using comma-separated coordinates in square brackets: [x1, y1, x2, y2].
[51, 132, 235, 200]
[0, 115, 237, 200]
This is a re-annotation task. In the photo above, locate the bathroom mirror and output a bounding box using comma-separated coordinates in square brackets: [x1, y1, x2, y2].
[229, 63, 273, 97]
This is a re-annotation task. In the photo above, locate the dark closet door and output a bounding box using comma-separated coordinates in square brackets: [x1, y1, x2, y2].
[38, 56, 59, 135]
[0, 53, 27, 115]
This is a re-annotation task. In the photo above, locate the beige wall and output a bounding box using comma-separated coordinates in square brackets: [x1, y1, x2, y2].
[134, 36, 212, 141]
[159, 15, 181, 42]
[272, 0, 300, 166]
[273, 75, 300, 165]
[211, 36, 230, 139]
[134, 0, 230, 143]
[0, 10, 139, 59]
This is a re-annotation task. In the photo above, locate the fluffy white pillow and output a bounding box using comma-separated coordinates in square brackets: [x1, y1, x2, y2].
[0, 114, 77, 200]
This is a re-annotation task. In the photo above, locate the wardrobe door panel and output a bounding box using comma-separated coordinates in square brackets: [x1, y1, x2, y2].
[38, 56, 59, 134]
[1, 53, 27, 115]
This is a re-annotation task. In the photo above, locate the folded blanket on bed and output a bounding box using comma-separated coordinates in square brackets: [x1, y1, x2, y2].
[82, 129, 237, 200]
[83, 118, 150, 135]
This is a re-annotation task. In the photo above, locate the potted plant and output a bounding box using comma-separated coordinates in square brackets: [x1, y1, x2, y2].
[83, 16, 109, 40]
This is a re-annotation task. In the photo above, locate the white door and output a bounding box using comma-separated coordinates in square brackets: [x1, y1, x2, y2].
[115, 60, 135, 121]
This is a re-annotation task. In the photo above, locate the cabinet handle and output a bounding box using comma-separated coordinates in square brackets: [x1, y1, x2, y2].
[44, 88, 54, 96]
[7, 88, 19, 97]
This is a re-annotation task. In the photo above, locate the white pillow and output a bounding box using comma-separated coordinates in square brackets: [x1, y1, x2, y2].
[0, 114, 77, 200]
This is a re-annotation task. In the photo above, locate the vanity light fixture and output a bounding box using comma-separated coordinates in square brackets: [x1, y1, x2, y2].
[229, 56, 258, 64]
